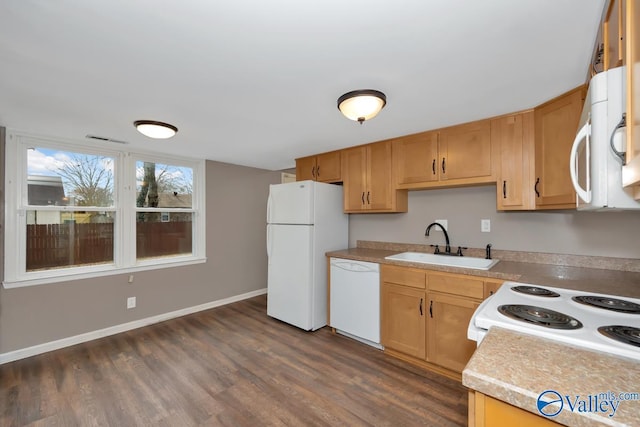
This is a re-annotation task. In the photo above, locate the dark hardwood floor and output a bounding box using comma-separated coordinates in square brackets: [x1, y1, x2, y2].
[0, 295, 468, 426]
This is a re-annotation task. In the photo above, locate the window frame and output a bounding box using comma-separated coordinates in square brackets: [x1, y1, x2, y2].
[3, 131, 206, 288]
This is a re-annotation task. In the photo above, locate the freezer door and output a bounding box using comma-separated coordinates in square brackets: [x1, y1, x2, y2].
[267, 181, 314, 225]
[267, 224, 315, 330]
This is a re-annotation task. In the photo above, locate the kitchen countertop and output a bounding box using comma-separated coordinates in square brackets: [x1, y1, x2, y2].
[463, 327, 640, 426]
[326, 241, 640, 298]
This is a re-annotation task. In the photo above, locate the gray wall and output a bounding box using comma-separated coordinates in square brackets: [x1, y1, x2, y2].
[0, 152, 281, 353]
[349, 185, 640, 259]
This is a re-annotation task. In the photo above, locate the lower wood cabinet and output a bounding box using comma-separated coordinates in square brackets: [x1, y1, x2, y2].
[469, 392, 560, 427]
[426, 293, 479, 373]
[381, 283, 426, 359]
[381, 264, 501, 380]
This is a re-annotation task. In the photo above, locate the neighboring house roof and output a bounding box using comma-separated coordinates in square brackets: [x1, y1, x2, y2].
[157, 193, 192, 208]
[27, 175, 66, 206]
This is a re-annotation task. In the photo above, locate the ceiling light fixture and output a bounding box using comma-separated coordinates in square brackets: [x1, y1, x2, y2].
[337, 89, 386, 124]
[134, 120, 178, 139]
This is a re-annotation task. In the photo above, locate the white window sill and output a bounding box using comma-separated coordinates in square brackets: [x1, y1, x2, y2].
[2, 257, 207, 289]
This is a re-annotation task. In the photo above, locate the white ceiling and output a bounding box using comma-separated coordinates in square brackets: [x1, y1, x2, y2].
[0, 0, 605, 171]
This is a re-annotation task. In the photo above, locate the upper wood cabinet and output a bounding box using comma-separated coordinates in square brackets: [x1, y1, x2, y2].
[439, 119, 495, 182]
[295, 151, 342, 183]
[533, 85, 586, 209]
[393, 131, 439, 185]
[623, 0, 640, 198]
[492, 111, 535, 210]
[604, 0, 626, 70]
[342, 141, 408, 213]
[393, 119, 496, 189]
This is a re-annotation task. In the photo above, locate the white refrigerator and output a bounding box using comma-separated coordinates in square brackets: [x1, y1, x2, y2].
[266, 180, 348, 331]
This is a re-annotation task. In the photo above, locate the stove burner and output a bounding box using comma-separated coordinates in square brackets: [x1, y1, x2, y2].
[598, 326, 640, 348]
[572, 296, 640, 314]
[510, 286, 560, 297]
[498, 304, 583, 329]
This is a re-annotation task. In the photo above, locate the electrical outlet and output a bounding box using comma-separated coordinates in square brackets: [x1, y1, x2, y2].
[481, 219, 491, 232]
[434, 219, 448, 231]
[127, 296, 136, 309]
[128, 274, 134, 283]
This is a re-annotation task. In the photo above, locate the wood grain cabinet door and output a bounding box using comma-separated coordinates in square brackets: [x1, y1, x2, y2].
[342, 146, 368, 211]
[492, 112, 535, 210]
[392, 132, 439, 186]
[295, 156, 316, 181]
[381, 283, 426, 359]
[315, 151, 341, 183]
[623, 0, 640, 197]
[366, 141, 394, 210]
[534, 86, 586, 209]
[426, 293, 479, 373]
[439, 120, 493, 182]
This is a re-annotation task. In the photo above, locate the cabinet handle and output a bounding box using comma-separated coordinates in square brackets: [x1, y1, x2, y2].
[441, 158, 446, 174]
[316, 165, 320, 177]
[429, 300, 433, 318]
[366, 191, 370, 204]
[432, 159, 436, 175]
[311, 166, 316, 178]
[361, 192, 365, 204]
[534, 178, 540, 198]
[502, 180, 507, 199]
[489, 290, 494, 296]
[419, 298, 423, 316]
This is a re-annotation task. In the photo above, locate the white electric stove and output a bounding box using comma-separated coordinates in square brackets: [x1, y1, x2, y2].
[468, 281, 640, 361]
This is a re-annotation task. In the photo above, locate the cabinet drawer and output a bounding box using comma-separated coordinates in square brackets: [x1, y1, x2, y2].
[427, 273, 484, 299]
[381, 265, 426, 289]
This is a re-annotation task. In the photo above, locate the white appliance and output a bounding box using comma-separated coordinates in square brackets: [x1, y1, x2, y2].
[266, 180, 348, 331]
[570, 66, 640, 210]
[468, 282, 640, 361]
[329, 258, 381, 348]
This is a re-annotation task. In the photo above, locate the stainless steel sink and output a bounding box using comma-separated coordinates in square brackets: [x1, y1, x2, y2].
[384, 252, 499, 270]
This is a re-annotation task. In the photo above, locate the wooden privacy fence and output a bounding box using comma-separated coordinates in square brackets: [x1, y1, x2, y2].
[26, 222, 192, 271]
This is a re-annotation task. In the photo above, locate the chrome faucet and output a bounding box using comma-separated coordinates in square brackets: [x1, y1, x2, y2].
[425, 222, 451, 254]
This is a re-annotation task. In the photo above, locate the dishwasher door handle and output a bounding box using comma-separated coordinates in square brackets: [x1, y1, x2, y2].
[330, 260, 379, 273]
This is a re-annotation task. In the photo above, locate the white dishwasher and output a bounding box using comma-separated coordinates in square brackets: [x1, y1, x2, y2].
[329, 258, 381, 348]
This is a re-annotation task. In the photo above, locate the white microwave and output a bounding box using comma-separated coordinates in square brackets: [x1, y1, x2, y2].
[569, 66, 640, 210]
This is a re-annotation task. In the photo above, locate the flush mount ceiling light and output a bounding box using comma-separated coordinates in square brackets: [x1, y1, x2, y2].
[134, 120, 178, 139]
[337, 89, 386, 124]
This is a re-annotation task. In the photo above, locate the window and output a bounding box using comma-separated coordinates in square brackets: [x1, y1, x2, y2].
[4, 132, 206, 287]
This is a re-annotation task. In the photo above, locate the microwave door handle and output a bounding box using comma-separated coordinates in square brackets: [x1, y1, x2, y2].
[609, 113, 627, 164]
[569, 121, 592, 204]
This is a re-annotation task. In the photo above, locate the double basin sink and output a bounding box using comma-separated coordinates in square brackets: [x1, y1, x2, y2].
[385, 252, 499, 270]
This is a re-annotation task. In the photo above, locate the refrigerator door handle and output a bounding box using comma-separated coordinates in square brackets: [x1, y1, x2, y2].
[266, 193, 273, 223]
[266, 224, 272, 260]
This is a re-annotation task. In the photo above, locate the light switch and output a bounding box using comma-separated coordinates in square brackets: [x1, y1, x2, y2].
[481, 219, 491, 232]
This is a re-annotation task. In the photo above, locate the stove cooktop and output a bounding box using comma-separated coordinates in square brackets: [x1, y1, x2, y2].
[469, 282, 640, 361]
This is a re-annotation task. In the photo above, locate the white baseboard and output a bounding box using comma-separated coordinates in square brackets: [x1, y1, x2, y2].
[0, 288, 267, 365]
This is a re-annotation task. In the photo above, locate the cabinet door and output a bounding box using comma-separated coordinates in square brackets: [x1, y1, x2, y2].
[604, 0, 625, 70]
[367, 141, 394, 210]
[296, 156, 316, 181]
[316, 151, 342, 183]
[534, 86, 586, 209]
[493, 112, 535, 210]
[623, 0, 640, 197]
[426, 293, 479, 373]
[439, 120, 493, 182]
[342, 146, 368, 211]
[381, 283, 426, 359]
[393, 132, 439, 186]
